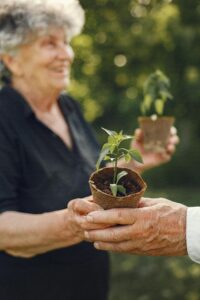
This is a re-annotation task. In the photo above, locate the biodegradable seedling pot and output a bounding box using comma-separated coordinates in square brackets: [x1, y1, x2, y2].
[138, 116, 175, 153]
[89, 167, 147, 210]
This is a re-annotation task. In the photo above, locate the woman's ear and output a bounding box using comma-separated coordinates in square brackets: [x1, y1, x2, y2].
[1, 54, 23, 77]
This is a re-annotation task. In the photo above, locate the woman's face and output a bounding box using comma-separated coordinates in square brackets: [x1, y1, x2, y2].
[13, 27, 74, 92]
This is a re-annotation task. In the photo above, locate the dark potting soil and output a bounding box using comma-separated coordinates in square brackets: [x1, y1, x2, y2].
[94, 173, 141, 197]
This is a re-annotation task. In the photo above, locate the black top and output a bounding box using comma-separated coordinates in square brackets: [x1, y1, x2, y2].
[0, 86, 103, 265]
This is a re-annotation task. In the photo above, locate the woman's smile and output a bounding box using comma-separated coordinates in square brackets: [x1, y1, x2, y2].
[50, 66, 69, 77]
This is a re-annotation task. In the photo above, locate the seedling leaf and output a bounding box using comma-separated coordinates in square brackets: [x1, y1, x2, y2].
[116, 171, 128, 184]
[117, 185, 126, 195]
[110, 184, 117, 197]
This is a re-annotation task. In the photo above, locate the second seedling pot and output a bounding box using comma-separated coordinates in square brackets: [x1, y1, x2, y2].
[138, 116, 175, 153]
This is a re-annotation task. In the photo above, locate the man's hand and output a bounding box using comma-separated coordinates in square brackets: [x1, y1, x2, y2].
[84, 197, 187, 256]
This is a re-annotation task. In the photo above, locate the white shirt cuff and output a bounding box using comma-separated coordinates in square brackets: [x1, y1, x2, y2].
[186, 207, 200, 264]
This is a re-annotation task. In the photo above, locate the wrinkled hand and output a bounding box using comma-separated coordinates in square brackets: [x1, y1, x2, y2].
[131, 127, 179, 172]
[67, 196, 110, 242]
[84, 197, 187, 256]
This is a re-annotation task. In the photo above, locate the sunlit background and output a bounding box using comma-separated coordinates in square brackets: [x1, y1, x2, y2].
[69, 1, 200, 299]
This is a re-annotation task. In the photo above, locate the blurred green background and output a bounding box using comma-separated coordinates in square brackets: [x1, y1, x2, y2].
[70, 0, 200, 188]
[69, 0, 200, 298]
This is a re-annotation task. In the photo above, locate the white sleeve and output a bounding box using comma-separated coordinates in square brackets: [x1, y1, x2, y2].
[186, 207, 200, 263]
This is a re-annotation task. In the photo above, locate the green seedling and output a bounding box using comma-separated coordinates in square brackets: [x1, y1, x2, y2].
[141, 69, 173, 116]
[96, 128, 143, 197]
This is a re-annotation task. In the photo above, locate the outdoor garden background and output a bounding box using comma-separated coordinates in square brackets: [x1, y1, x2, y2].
[69, 0, 200, 299]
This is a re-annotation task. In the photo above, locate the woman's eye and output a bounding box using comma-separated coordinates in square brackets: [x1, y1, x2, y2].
[48, 41, 55, 46]
[63, 40, 69, 47]
[42, 40, 55, 47]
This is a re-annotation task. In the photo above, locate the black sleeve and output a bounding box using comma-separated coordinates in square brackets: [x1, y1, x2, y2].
[0, 120, 20, 213]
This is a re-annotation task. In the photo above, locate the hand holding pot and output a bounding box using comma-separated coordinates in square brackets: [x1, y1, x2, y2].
[67, 196, 111, 241]
[131, 126, 179, 173]
[84, 197, 187, 256]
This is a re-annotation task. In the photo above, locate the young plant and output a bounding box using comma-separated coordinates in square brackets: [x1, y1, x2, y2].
[96, 128, 143, 197]
[141, 69, 173, 116]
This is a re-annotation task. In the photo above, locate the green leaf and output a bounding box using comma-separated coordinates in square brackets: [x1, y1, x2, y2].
[108, 135, 117, 145]
[110, 144, 116, 154]
[129, 149, 143, 163]
[116, 171, 128, 184]
[117, 185, 126, 195]
[143, 94, 153, 111]
[155, 99, 164, 115]
[102, 143, 111, 150]
[159, 90, 173, 100]
[96, 146, 110, 169]
[102, 143, 117, 155]
[110, 184, 117, 197]
[101, 127, 116, 136]
[125, 153, 132, 162]
[122, 135, 133, 140]
[119, 148, 129, 154]
[104, 155, 112, 161]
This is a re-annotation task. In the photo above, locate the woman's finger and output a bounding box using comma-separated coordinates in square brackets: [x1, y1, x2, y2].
[68, 198, 103, 214]
[74, 215, 112, 231]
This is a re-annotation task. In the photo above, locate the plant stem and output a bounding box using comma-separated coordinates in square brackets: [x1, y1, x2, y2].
[113, 148, 118, 184]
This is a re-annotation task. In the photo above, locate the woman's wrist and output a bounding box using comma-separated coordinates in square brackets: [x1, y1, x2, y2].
[58, 208, 84, 245]
[0, 209, 83, 257]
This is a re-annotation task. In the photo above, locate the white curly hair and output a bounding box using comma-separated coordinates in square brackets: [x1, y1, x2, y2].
[0, 0, 85, 84]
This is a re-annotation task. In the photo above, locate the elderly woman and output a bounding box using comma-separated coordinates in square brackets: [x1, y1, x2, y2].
[0, 0, 179, 299]
[0, 0, 111, 299]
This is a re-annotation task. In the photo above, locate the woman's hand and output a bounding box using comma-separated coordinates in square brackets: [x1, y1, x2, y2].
[66, 196, 110, 242]
[131, 127, 179, 173]
[84, 197, 187, 256]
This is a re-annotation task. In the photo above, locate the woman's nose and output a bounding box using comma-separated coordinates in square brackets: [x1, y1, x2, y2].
[58, 44, 74, 63]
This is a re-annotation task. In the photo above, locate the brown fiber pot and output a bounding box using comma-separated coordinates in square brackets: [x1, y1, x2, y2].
[138, 116, 175, 153]
[89, 167, 147, 210]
